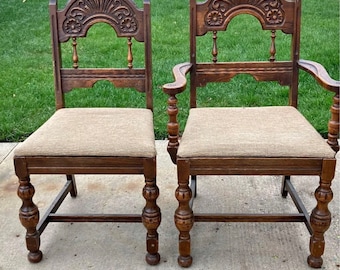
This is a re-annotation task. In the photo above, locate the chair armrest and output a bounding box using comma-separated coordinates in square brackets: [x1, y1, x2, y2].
[163, 62, 192, 95]
[162, 62, 192, 164]
[298, 59, 340, 92]
[298, 59, 339, 152]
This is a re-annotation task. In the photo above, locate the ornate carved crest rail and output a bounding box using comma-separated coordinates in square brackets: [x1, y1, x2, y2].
[57, 0, 145, 42]
[196, 0, 296, 35]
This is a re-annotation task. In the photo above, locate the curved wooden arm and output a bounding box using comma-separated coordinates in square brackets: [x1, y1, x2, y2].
[298, 59, 340, 92]
[298, 59, 339, 152]
[162, 62, 192, 95]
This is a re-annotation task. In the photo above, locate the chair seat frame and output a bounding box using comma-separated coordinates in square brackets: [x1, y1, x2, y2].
[15, 156, 160, 264]
[175, 157, 335, 266]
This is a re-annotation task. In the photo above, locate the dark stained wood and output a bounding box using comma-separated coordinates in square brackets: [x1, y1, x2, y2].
[298, 60, 340, 92]
[60, 69, 147, 93]
[269, 30, 276, 62]
[50, 0, 153, 110]
[163, 0, 339, 268]
[188, 158, 324, 175]
[195, 62, 294, 87]
[15, 0, 160, 265]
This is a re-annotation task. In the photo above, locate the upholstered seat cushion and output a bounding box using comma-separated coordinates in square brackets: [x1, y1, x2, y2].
[178, 106, 335, 158]
[14, 108, 156, 158]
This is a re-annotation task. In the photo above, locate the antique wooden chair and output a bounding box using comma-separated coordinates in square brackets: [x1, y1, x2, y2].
[163, 0, 339, 268]
[14, 0, 160, 265]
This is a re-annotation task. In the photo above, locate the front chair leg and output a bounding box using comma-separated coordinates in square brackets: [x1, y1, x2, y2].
[17, 175, 43, 263]
[142, 158, 161, 265]
[175, 159, 194, 267]
[308, 159, 335, 268]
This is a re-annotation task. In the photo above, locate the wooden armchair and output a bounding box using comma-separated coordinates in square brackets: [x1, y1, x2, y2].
[14, 0, 160, 265]
[163, 0, 339, 268]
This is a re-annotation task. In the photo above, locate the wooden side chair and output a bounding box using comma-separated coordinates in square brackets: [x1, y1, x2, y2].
[14, 0, 160, 265]
[163, 0, 339, 268]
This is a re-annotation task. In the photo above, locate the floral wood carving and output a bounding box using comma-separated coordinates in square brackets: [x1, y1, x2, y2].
[205, 0, 285, 27]
[60, 0, 142, 40]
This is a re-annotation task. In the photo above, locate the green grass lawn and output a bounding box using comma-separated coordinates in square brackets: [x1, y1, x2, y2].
[0, 0, 339, 141]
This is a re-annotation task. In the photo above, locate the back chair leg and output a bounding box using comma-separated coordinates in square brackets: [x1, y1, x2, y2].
[191, 175, 197, 198]
[308, 159, 335, 268]
[142, 158, 161, 265]
[281, 175, 290, 198]
[175, 160, 194, 268]
[17, 173, 43, 263]
[66, 174, 77, 197]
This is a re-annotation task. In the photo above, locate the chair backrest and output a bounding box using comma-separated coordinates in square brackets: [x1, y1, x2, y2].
[189, 0, 300, 108]
[49, 0, 152, 110]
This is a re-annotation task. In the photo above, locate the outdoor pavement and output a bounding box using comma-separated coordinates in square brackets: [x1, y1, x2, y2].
[0, 141, 339, 270]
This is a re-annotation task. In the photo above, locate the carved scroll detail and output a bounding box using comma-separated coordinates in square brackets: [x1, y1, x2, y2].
[205, 0, 285, 27]
[62, 0, 139, 36]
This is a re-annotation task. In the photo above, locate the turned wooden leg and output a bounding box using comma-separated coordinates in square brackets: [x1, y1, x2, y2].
[175, 159, 194, 267]
[66, 174, 77, 198]
[142, 158, 161, 265]
[17, 175, 42, 263]
[307, 159, 336, 268]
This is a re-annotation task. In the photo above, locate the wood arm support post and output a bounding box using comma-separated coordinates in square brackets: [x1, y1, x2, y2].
[163, 63, 192, 164]
[327, 94, 339, 152]
[167, 95, 180, 164]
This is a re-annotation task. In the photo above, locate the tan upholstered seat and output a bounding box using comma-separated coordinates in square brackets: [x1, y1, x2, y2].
[15, 108, 156, 158]
[178, 106, 335, 158]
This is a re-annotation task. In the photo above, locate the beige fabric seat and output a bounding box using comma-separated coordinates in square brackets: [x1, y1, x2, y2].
[178, 106, 335, 158]
[15, 108, 156, 158]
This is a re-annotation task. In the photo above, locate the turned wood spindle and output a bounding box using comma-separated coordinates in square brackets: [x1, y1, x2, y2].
[127, 37, 133, 69]
[327, 94, 340, 152]
[212, 31, 218, 63]
[270, 30, 276, 62]
[167, 95, 180, 163]
[72, 37, 78, 69]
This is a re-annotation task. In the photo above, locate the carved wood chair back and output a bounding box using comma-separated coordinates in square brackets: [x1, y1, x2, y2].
[50, 0, 153, 109]
[189, 0, 299, 107]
